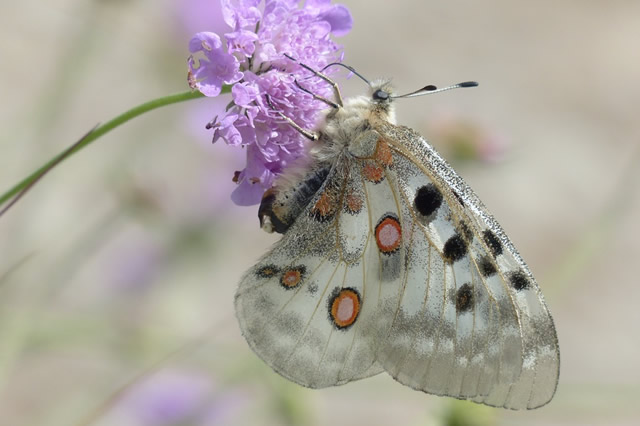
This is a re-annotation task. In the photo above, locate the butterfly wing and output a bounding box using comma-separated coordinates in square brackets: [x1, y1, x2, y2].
[236, 118, 558, 408]
[372, 122, 560, 409]
[235, 153, 410, 388]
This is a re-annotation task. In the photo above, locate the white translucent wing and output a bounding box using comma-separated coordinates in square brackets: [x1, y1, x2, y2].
[235, 156, 406, 388]
[374, 122, 559, 409]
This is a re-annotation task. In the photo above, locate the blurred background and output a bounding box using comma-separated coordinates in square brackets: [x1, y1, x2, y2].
[1, 0, 639, 425]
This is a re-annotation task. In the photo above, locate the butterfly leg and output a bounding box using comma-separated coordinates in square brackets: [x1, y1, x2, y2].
[294, 80, 340, 109]
[284, 54, 344, 107]
[264, 94, 319, 141]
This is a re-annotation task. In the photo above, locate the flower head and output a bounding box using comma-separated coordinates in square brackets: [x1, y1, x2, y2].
[188, 0, 352, 205]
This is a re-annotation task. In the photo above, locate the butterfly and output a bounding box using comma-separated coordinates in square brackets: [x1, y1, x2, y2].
[234, 62, 560, 410]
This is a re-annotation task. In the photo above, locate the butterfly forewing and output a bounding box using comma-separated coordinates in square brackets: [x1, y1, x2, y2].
[372, 140, 512, 403]
[376, 122, 559, 409]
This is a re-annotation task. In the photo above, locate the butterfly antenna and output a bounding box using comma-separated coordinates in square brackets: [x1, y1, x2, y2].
[392, 81, 478, 99]
[321, 62, 371, 86]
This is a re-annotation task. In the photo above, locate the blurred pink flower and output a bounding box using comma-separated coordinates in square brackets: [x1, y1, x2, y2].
[428, 114, 509, 164]
[117, 369, 248, 426]
[108, 232, 165, 292]
[176, 0, 229, 36]
[120, 370, 212, 425]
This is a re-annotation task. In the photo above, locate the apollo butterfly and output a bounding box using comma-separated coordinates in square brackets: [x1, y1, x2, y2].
[234, 60, 559, 409]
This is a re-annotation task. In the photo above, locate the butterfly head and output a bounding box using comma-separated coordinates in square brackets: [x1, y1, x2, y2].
[365, 79, 397, 123]
[371, 80, 394, 103]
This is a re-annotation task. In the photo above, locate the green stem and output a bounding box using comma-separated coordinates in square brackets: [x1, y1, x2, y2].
[0, 88, 219, 208]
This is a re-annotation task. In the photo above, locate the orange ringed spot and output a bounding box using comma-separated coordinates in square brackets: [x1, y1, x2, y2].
[329, 288, 361, 329]
[375, 215, 402, 254]
[363, 162, 384, 183]
[375, 139, 393, 167]
[279, 265, 306, 289]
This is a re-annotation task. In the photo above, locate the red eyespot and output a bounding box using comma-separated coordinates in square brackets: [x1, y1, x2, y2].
[329, 288, 361, 329]
[375, 215, 402, 254]
[280, 265, 306, 289]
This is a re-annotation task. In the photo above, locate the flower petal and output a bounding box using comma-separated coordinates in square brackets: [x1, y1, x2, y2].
[189, 32, 243, 97]
[189, 32, 223, 53]
[232, 82, 260, 107]
[225, 29, 259, 56]
[230, 177, 268, 206]
[222, 0, 262, 29]
[319, 4, 353, 36]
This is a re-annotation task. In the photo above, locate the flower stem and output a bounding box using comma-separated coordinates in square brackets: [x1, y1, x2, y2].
[0, 89, 217, 213]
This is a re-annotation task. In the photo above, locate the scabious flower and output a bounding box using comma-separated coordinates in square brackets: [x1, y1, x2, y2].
[188, 0, 353, 205]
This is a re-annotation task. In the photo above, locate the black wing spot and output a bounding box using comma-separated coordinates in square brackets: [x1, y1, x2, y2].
[483, 229, 503, 257]
[443, 233, 467, 263]
[456, 283, 474, 313]
[256, 264, 280, 279]
[508, 270, 531, 291]
[458, 221, 474, 242]
[414, 184, 443, 217]
[478, 256, 497, 277]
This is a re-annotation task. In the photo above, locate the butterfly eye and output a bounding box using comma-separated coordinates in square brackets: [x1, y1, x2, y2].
[372, 89, 389, 101]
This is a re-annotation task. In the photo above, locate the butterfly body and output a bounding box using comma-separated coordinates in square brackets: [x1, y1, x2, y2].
[236, 80, 559, 409]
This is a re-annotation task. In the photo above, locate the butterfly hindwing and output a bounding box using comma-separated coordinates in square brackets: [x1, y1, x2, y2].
[236, 158, 397, 388]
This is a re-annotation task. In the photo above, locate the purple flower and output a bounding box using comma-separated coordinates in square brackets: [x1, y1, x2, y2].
[225, 30, 260, 56]
[188, 32, 244, 96]
[116, 369, 249, 426]
[188, 0, 353, 205]
[177, 0, 229, 35]
[306, 0, 353, 36]
[108, 231, 165, 292]
[119, 370, 212, 426]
